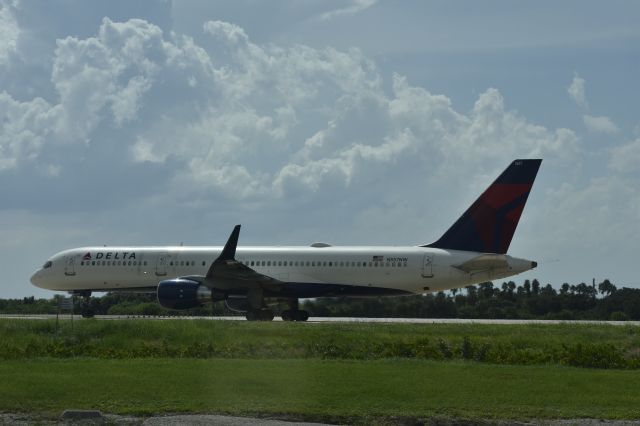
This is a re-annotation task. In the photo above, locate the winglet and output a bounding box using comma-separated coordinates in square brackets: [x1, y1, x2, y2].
[219, 225, 241, 261]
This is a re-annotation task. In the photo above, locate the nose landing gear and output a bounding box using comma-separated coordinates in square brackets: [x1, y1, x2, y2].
[74, 291, 95, 318]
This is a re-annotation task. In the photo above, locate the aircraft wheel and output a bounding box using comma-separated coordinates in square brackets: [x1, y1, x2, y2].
[259, 309, 275, 321]
[297, 310, 310, 322]
[281, 310, 293, 321]
[81, 309, 95, 319]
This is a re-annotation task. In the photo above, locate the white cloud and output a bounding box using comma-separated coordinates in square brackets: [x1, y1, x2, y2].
[318, 0, 377, 20]
[609, 138, 640, 173]
[203, 20, 249, 45]
[543, 175, 640, 255]
[0, 92, 61, 171]
[2, 16, 579, 205]
[0, 0, 19, 67]
[568, 74, 588, 110]
[583, 114, 619, 134]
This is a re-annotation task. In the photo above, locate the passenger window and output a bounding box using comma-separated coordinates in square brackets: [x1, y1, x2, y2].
[202, 261, 206, 266]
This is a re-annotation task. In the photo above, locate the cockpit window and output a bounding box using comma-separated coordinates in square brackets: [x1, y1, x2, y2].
[43, 261, 52, 269]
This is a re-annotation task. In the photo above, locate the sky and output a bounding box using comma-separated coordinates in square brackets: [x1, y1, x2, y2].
[1, 0, 639, 298]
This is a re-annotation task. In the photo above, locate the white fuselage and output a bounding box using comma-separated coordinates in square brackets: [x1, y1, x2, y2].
[31, 245, 535, 296]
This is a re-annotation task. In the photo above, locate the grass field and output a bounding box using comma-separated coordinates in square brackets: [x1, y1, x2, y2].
[3, 358, 640, 422]
[1, 319, 639, 422]
[2, 319, 639, 368]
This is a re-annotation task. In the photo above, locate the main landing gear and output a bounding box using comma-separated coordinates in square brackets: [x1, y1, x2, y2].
[281, 298, 309, 322]
[242, 292, 309, 322]
[243, 298, 310, 322]
[245, 309, 275, 321]
[77, 291, 95, 318]
[281, 309, 309, 322]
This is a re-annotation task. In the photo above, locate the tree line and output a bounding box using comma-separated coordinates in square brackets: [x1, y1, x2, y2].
[2, 279, 639, 320]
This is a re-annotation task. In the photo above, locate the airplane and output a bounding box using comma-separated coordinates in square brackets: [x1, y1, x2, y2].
[31, 159, 542, 321]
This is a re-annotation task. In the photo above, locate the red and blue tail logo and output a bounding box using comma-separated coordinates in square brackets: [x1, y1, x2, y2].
[425, 159, 542, 254]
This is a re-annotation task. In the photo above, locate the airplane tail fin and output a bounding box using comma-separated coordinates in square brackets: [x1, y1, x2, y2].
[424, 159, 542, 254]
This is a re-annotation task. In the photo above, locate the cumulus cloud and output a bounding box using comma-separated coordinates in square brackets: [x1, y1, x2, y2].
[568, 73, 588, 109]
[0, 0, 19, 67]
[0, 92, 60, 171]
[0, 17, 218, 172]
[583, 115, 619, 134]
[1, 15, 582, 212]
[609, 138, 640, 173]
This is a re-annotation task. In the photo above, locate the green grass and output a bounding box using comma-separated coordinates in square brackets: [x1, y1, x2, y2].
[1, 358, 639, 421]
[1, 319, 639, 368]
[2, 319, 640, 422]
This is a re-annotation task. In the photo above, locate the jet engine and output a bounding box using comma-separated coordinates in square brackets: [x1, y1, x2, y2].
[157, 278, 222, 310]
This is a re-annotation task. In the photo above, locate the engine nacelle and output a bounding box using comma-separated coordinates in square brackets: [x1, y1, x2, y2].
[157, 279, 213, 310]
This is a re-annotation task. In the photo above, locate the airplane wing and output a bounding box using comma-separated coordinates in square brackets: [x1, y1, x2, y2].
[183, 225, 282, 291]
[453, 254, 510, 273]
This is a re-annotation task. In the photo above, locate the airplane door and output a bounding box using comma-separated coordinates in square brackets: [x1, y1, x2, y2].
[422, 254, 434, 278]
[64, 255, 76, 276]
[155, 253, 169, 276]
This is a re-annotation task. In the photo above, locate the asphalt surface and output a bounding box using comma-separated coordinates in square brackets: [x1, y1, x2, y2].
[1, 314, 639, 326]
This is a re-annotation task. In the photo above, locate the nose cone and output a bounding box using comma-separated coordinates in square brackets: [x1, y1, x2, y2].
[30, 270, 44, 288]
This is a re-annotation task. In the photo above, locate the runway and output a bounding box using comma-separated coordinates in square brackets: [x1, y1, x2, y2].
[1, 314, 639, 326]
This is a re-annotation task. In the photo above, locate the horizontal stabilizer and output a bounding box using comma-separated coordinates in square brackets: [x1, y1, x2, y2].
[454, 254, 509, 273]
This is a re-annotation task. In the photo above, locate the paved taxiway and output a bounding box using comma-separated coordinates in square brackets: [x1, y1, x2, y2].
[1, 314, 639, 326]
